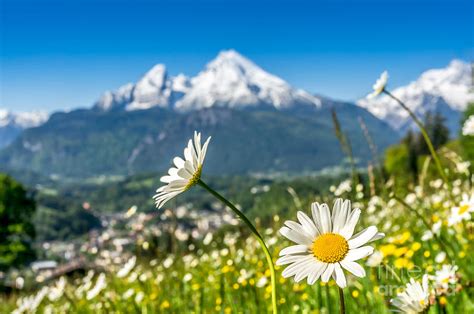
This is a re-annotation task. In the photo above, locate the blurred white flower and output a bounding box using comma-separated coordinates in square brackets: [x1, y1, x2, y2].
[256, 276, 268, 288]
[123, 288, 135, 299]
[48, 277, 67, 301]
[203, 232, 213, 245]
[277, 198, 384, 288]
[15, 277, 24, 290]
[13, 287, 48, 314]
[366, 250, 384, 267]
[154, 131, 211, 208]
[435, 252, 446, 263]
[391, 274, 430, 313]
[127, 272, 138, 283]
[421, 221, 442, 241]
[135, 291, 145, 304]
[448, 194, 473, 226]
[330, 180, 352, 196]
[462, 115, 474, 136]
[183, 273, 193, 282]
[174, 228, 189, 242]
[163, 256, 174, 268]
[117, 256, 137, 278]
[367, 71, 388, 99]
[86, 273, 107, 300]
[433, 265, 458, 291]
[456, 161, 471, 174]
[124, 205, 137, 218]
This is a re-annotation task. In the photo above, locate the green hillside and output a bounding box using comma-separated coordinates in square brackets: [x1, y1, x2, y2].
[0, 102, 398, 178]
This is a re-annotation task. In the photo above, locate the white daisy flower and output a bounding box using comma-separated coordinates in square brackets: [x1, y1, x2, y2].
[86, 273, 107, 300]
[48, 277, 67, 301]
[277, 198, 384, 288]
[367, 71, 389, 99]
[154, 131, 211, 208]
[391, 274, 431, 313]
[433, 264, 458, 291]
[462, 115, 474, 136]
[448, 194, 474, 226]
[117, 256, 137, 278]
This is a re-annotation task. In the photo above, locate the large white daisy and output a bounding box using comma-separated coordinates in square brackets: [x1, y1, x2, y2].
[153, 131, 211, 208]
[391, 274, 431, 313]
[277, 198, 384, 288]
[367, 71, 388, 99]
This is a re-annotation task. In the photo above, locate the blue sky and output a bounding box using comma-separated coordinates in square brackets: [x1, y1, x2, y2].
[1, 0, 472, 112]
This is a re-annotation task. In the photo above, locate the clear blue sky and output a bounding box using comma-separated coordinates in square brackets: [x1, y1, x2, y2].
[1, 0, 472, 112]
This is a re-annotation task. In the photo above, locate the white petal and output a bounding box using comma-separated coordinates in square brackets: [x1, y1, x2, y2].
[177, 167, 193, 179]
[184, 160, 196, 174]
[319, 203, 332, 234]
[311, 202, 324, 233]
[281, 256, 314, 278]
[321, 263, 335, 282]
[276, 254, 309, 266]
[331, 198, 343, 222]
[339, 208, 361, 239]
[348, 226, 378, 249]
[160, 175, 176, 183]
[279, 245, 309, 256]
[199, 136, 211, 165]
[369, 232, 385, 243]
[297, 211, 319, 237]
[279, 227, 313, 245]
[343, 246, 374, 261]
[294, 262, 315, 282]
[173, 157, 185, 168]
[333, 263, 347, 288]
[307, 262, 327, 285]
[340, 260, 366, 278]
[183, 140, 194, 163]
[168, 167, 179, 176]
[188, 139, 198, 165]
[166, 180, 189, 189]
[155, 191, 181, 208]
[284, 220, 313, 239]
[193, 131, 202, 155]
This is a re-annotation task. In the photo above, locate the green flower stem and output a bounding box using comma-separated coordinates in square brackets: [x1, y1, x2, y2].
[325, 285, 333, 313]
[393, 195, 455, 263]
[197, 179, 278, 314]
[338, 287, 346, 314]
[382, 89, 450, 188]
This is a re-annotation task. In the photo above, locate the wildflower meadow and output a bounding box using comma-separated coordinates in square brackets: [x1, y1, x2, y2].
[1, 71, 473, 314]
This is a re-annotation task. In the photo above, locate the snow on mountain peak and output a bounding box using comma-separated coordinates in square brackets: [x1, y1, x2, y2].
[0, 108, 49, 128]
[357, 59, 473, 132]
[94, 50, 321, 112]
[174, 50, 320, 110]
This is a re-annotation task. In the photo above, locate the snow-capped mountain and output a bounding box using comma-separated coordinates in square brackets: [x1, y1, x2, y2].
[94, 50, 321, 112]
[0, 109, 49, 128]
[0, 109, 49, 148]
[357, 60, 473, 133]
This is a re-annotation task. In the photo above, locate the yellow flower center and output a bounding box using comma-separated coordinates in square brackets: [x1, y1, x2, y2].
[459, 204, 469, 214]
[185, 166, 202, 190]
[312, 233, 349, 263]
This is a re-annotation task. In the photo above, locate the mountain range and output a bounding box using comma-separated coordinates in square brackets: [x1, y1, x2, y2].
[94, 50, 322, 112]
[0, 109, 48, 148]
[0, 51, 470, 179]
